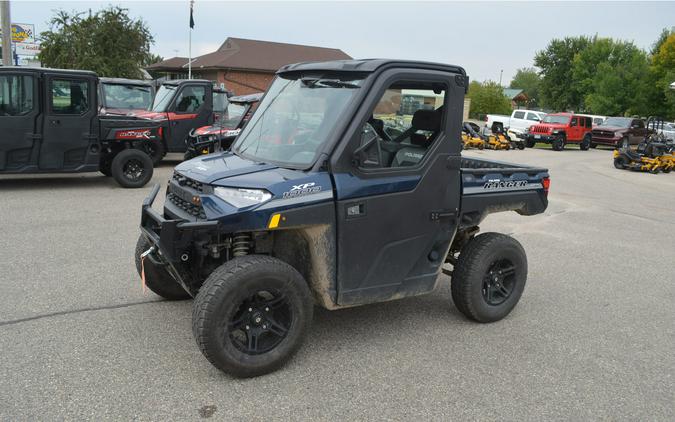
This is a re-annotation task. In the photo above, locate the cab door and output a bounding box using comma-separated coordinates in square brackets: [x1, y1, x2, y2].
[40, 75, 97, 170]
[330, 69, 464, 306]
[0, 71, 40, 171]
[569, 116, 580, 141]
[166, 84, 212, 151]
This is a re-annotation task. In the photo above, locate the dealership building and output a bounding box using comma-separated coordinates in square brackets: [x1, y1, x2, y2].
[145, 37, 352, 95]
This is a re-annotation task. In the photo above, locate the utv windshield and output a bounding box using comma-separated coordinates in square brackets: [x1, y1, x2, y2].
[232, 75, 363, 167]
[542, 115, 570, 124]
[151, 85, 177, 112]
[221, 102, 248, 127]
[102, 83, 153, 111]
[602, 117, 631, 128]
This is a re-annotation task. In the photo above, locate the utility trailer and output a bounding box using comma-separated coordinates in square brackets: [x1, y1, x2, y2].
[137, 59, 550, 377]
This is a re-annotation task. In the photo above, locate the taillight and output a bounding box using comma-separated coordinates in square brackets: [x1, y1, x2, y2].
[158, 126, 163, 138]
[542, 177, 551, 196]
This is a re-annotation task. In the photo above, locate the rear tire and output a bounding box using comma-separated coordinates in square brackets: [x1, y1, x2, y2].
[517, 142, 525, 150]
[192, 255, 313, 378]
[580, 134, 591, 151]
[111, 149, 153, 188]
[614, 156, 627, 169]
[134, 235, 191, 300]
[451, 233, 528, 323]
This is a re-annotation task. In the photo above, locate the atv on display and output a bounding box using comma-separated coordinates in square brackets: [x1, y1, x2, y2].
[184, 93, 262, 161]
[137, 59, 550, 378]
[0, 67, 156, 188]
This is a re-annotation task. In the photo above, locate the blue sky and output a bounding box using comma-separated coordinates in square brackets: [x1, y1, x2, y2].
[9, 1, 675, 83]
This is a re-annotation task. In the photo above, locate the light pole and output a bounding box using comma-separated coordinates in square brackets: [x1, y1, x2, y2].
[499, 69, 503, 86]
[1, 0, 11, 66]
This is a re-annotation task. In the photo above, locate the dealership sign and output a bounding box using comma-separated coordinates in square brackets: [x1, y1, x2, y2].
[0, 23, 36, 44]
[15, 42, 41, 56]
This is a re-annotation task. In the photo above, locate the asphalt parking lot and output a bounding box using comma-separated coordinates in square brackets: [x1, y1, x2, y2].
[1, 147, 674, 421]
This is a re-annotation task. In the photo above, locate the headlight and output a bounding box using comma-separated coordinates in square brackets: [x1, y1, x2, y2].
[214, 187, 272, 208]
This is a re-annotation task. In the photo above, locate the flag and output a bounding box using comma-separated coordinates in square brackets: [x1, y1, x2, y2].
[189, 0, 195, 29]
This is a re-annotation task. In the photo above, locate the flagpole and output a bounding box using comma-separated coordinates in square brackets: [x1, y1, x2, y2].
[188, 0, 193, 79]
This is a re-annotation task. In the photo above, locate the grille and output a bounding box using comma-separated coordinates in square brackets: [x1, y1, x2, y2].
[530, 125, 549, 134]
[592, 130, 615, 138]
[172, 171, 205, 192]
[167, 192, 206, 219]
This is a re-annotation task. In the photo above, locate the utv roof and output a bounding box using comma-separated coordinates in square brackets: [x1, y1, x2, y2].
[278, 59, 466, 76]
[99, 77, 153, 86]
[0, 66, 97, 77]
[230, 92, 263, 103]
[162, 79, 212, 85]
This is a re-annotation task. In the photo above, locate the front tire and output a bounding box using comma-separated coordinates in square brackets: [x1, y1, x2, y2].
[517, 142, 525, 150]
[111, 149, 153, 188]
[552, 135, 565, 151]
[192, 255, 313, 378]
[614, 156, 627, 169]
[525, 138, 536, 148]
[451, 233, 528, 323]
[134, 235, 191, 300]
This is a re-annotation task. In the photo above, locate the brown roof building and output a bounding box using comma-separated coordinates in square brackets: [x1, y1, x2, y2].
[146, 37, 352, 95]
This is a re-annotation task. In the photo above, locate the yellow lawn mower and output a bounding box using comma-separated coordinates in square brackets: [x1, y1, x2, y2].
[613, 121, 672, 174]
[485, 122, 511, 150]
[461, 122, 485, 150]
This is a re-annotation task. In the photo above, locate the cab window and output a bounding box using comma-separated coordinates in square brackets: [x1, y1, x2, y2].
[51, 79, 89, 115]
[0, 74, 34, 116]
[570, 117, 578, 127]
[175, 85, 205, 113]
[357, 81, 446, 169]
[526, 112, 540, 121]
[513, 111, 525, 119]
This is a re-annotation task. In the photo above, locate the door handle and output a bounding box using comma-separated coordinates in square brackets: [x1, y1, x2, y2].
[51, 119, 60, 125]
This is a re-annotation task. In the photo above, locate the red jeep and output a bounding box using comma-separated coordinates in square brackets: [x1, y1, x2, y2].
[525, 113, 593, 151]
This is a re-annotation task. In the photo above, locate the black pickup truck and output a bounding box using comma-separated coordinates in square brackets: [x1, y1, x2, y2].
[0, 67, 160, 187]
[137, 59, 550, 377]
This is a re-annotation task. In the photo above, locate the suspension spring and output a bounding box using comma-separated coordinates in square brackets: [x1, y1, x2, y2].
[232, 233, 252, 257]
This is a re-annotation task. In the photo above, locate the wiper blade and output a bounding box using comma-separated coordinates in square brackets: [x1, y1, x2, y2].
[301, 78, 360, 89]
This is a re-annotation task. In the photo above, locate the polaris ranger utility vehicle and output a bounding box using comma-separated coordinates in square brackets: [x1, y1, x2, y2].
[98, 77, 155, 116]
[0, 67, 158, 188]
[183, 92, 262, 160]
[137, 59, 550, 377]
[131, 80, 231, 164]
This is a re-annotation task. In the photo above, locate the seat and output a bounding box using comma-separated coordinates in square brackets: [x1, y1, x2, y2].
[391, 109, 441, 167]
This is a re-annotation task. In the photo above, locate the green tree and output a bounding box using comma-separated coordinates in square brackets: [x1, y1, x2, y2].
[571, 36, 651, 116]
[650, 32, 675, 119]
[534, 36, 591, 110]
[468, 80, 512, 118]
[39, 6, 157, 79]
[509, 67, 541, 107]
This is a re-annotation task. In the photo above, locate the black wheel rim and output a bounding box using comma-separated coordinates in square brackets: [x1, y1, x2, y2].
[123, 159, 145, 181]
[482, 259, 516, 306]
[227, 289, 292, 355]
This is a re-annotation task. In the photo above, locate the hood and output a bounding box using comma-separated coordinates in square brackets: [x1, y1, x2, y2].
[126, 110, 168, 121]
[194, 124, 236, 136]
[593, 125, 626, 133]
[175, 151, 333, 201]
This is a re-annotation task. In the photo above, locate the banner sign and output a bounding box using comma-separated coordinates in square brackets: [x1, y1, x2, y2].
[0, 23, 36, 44]
[15, 42, 41, 56]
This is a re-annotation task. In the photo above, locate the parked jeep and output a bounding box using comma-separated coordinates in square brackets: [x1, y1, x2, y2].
[525, 113, 593, 151]
[591, 117, 652, 149]
[137, 59, 550, 377]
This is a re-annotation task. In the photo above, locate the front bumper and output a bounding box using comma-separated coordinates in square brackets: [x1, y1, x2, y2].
[526, 133, 555, 143]
[141, 184, 218, 264]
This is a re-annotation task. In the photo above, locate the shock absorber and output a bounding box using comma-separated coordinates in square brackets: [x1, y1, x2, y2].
[232, 233, 252, 257]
